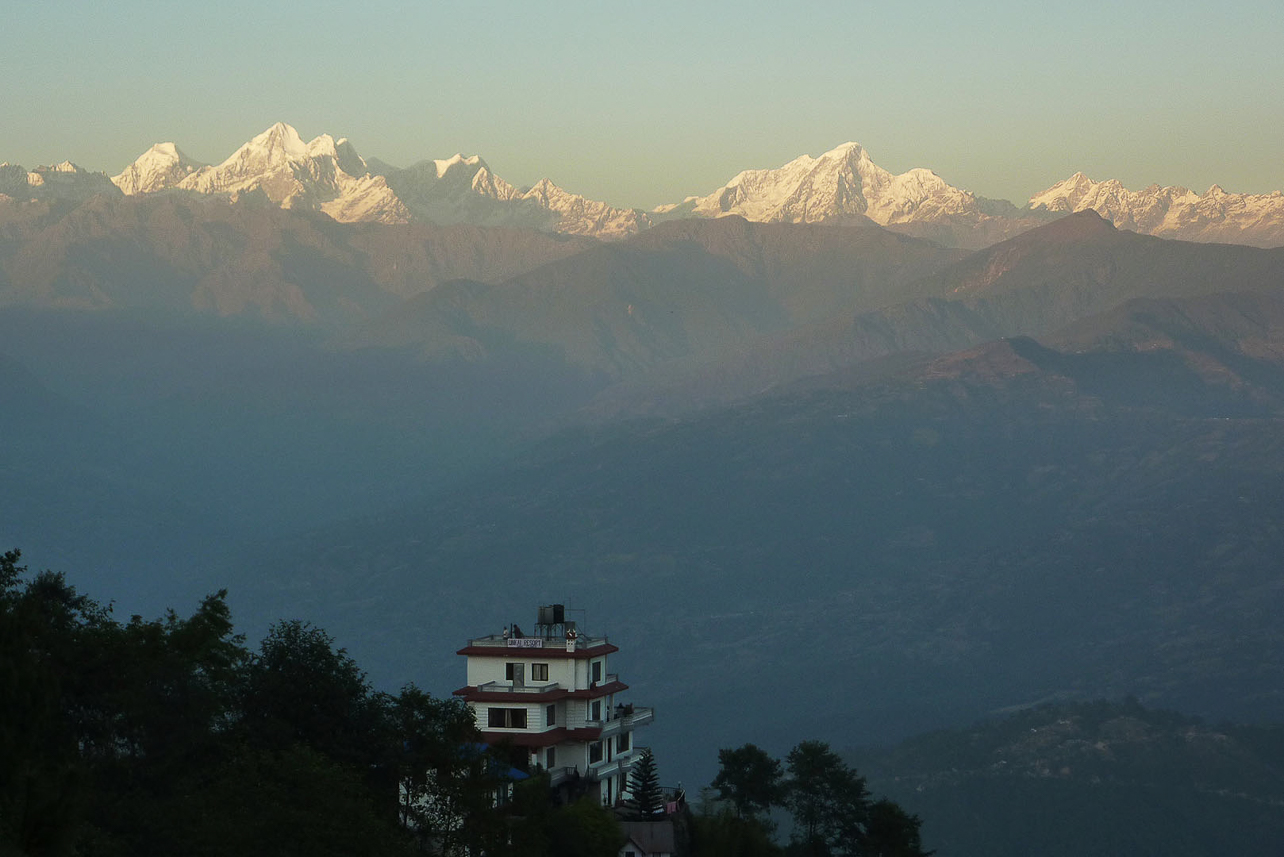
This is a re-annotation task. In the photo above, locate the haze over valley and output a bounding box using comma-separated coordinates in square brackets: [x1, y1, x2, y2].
[7, 4, 1284, 852]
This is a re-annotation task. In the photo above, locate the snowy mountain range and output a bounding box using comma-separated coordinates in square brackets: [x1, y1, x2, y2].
[4, 122, 1282, 248]
[104, 123, 646, 238]
[658, 142, 991, 226]
[1029, 172, 1284, 248]
[0, 159, 121, 204]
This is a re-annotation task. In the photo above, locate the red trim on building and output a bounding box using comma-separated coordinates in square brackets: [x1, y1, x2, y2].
[452, 680, 628, 702]
[455, 642, 619, 659]
[478, 727, 603, 748]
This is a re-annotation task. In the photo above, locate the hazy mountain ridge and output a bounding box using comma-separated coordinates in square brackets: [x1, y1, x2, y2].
[337, 216, 964, 378]
[212, 298, 1284, 792]
[0, 191, 593, 324]
[572, 212, 1284, 418]
[855, 699, 1284, 857]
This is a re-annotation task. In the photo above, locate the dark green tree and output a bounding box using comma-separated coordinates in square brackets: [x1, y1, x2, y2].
[0, 550, 101, 857]
[391, 684, 484, 834]
[629, 747, 664, 819]
[692, 801, 784, 857]
[713, 743, 784, 822]
[241, 620, 386, 772]
[548, 797, 627, 857]
[784, 741, 869, 857]
[860, 799, 931, 857]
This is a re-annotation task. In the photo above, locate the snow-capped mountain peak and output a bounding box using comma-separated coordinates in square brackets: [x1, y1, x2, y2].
[250, 121, 308, 159]
[434, 153, 486, 178]
[1028, 173, 1284, 246]
[109, 122, 409, 224]
[112, 142, 204, 195]
[674, 141, 982, 227]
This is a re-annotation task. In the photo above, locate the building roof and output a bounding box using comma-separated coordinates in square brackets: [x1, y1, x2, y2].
[620, 820, 676, 856]
[457, 638, 619, 659]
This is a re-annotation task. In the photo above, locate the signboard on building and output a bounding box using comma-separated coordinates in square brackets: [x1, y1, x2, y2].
[507, 638, 543, 648]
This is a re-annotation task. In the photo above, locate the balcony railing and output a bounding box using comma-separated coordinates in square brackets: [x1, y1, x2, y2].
[586, 705, 655, 736]
[547, 765, 577, 787]
[474, 680, 563, 694]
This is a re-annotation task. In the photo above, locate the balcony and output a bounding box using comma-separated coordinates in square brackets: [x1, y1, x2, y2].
[588, 757, 628, 781]
[474, 680, 563, 695]
[547, 765, 578, 787]
[587, 705, 655, 737]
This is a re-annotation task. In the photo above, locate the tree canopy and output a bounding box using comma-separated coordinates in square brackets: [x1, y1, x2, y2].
[706, 739, 930, 857]
[712, 742, 783, 821]
[0, 550, 605, 857]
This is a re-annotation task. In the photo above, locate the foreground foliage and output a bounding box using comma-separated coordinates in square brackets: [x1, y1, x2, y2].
[705, 740, 929, 857]
[0, 550, 625, 857]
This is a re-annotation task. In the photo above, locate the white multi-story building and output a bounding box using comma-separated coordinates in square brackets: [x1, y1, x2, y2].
[454, 605, 654, 807]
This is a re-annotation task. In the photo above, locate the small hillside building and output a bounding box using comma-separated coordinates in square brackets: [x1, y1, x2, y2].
[454, 605, 654, 807]
[620, 820, 676, 857]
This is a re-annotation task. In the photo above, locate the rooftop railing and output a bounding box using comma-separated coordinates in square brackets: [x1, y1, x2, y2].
[466, 633, 610, 649]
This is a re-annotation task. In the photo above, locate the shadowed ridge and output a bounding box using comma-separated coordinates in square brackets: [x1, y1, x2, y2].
[918, 336, 1055, 382]
[1017, 208, 1119, 244]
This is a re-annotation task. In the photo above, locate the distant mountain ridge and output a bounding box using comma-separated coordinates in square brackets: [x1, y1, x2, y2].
[1029, 171, 1284, 247]
[5, 123, 1283, 247]
[0, 160, 121, 204]
[654, 141, 1053, 248]
[856, 700, 1284, 857]
[108, 123, 648, 239]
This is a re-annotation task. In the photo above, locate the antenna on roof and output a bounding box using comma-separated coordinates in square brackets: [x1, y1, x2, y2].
[565, 606, 588, 637]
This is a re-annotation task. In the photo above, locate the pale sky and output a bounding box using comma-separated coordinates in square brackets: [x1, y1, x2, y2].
[5, 0, 1283, 209]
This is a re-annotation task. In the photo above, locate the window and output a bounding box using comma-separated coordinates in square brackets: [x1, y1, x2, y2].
[531, 662, 549, 681]
[547, 704, 556, 726]
[591, 700, 602, 721]
[487, 708, 527, 729]
[591, 660, 602, 683]
[546, 747, 556, 768]
[616, 732, 630, 753]
[505, 662, 517, 680]
[589, 741, 603, 764]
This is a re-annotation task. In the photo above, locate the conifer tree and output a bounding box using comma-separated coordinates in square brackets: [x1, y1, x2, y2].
[628, 747, 663, 819]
